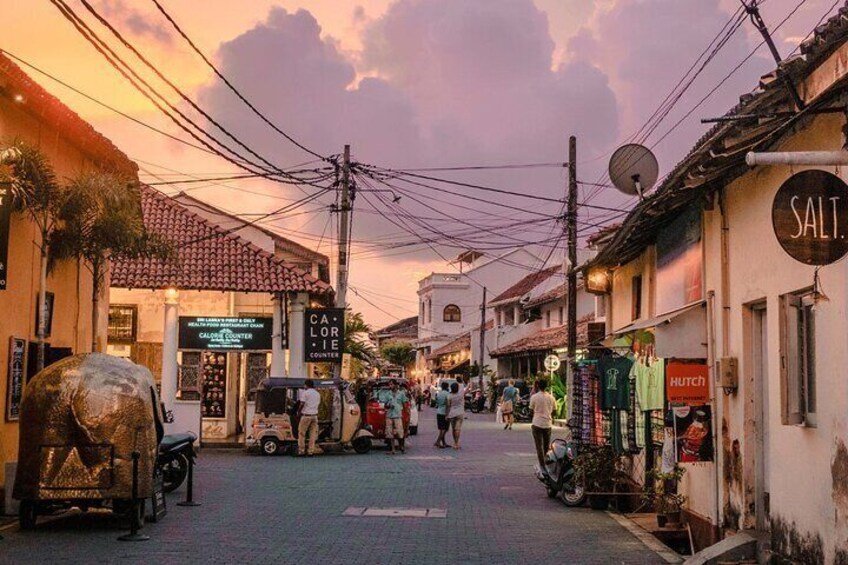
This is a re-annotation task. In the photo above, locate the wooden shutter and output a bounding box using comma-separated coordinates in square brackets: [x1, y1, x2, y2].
[779, 294, 804, 425]
[131, 341, 163, 383]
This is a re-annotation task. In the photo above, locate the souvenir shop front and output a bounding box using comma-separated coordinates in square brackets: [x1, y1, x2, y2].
[176, 316, 274, 446]
[570, 302, 717, 549]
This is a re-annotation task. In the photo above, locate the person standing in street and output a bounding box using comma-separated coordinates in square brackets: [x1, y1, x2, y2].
[529, 379, 556, 468]
[446, 380, 467, 450]
[376, 379, 408, 454]
[501, 379, 518, 430]
[297, 379, 321, 457]
[433, 380, 451, 448]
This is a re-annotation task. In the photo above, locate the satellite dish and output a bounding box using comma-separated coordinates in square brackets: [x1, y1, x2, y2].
[608, 144, 659, 198]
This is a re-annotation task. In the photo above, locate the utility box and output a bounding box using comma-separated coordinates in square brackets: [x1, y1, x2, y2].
[719, 357, 738, 391]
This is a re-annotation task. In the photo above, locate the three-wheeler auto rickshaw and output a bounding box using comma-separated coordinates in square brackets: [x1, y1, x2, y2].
[362, 377, 413, 443]
[247, 378, 375, 455]
[13, 353, 165, 530]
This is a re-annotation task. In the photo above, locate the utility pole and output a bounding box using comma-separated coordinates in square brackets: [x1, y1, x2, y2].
[478, 287, 487, 393]
[565, 136, 577, 427]
[334, 145, 351, 381]
[336, 144, 351, 309]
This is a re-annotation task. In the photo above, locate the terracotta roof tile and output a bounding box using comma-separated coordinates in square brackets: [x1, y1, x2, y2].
[490, 266, 561, 304]
[426, 320, 493, 360]
[110, 186, 333, 295]
[490, 315, 593, 357]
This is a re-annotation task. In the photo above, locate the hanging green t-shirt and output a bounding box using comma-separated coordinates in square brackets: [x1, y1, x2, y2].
[598, 355, 632, 410]
[633, 358, 665, 412]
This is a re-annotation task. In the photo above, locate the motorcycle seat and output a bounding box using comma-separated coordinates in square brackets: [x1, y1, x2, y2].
[160, 432, 196, 450]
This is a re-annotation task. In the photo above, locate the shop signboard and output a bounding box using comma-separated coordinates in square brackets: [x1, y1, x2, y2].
[6, 337, 25, 421]
[772, 169, 848, 265]
[0, 181, 11, 290]
[178, 317, 273, 351]
[666, 361, 709, 405]
[304, 308, 345, 363]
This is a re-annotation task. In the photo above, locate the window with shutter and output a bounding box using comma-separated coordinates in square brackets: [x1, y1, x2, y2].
[779, 292, 816, 426]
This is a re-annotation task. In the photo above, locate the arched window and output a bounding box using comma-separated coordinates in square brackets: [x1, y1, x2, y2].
[443, 304, 461, 322]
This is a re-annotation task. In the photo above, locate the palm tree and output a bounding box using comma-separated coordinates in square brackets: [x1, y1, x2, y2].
[49, 171, 170, 352]
[344, 311, 376, 378]
[0, 142, 62, 371]
[380, 340, 416, 369]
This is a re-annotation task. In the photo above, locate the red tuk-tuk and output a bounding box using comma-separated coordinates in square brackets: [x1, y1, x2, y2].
[361, 377, 412, 442]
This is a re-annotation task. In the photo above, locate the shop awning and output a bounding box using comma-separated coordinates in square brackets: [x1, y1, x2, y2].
[444, 359, 470, 373]
[605, 300, 707, 358]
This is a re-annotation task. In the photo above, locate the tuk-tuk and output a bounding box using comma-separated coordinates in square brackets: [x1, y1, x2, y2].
[13, 354, 164, 530]
[361, 377, 413, 443]
[247, 378, 374, 455]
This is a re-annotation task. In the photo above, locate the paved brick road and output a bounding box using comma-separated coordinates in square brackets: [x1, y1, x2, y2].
[0, 410, 666, 565]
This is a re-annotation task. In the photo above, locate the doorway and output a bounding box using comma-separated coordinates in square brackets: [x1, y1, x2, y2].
[750, 303, 770, 531]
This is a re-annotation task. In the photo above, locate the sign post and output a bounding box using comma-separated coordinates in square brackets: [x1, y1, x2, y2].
[304, 308, 345, 363]
[544, 354, 561, 379]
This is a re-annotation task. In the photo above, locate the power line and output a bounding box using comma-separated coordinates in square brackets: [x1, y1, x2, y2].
[149, 0, 326, 161]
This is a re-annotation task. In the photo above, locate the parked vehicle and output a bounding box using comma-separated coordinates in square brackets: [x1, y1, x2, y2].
[13, 354, 164, 530]
[513, 395, 533, 422]
[464, 388, 485, 413]
[363, 377, 413, 442]
[157, 432, 197, 493]
[535, 439, 586, 506]
[247, 378, 374, 455]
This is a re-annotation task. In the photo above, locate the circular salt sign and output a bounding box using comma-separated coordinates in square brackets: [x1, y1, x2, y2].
[772, 169, 848, 265]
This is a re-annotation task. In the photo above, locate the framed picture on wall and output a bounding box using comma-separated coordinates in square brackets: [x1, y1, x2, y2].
[6, 337, 26, 421]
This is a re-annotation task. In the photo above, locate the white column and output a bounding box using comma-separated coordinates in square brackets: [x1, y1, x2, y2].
[161, 288, 179, 430]
[288, 292, 308, 378]
[513, 304, 521, 326]
[271, 293, 287, 377]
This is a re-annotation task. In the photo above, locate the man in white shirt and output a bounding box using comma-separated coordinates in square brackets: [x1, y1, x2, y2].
[298, 379, 321, 456]
[528, 379, 556, 468]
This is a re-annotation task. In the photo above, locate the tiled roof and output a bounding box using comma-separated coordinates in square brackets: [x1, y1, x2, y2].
[0, 52, 136, 177]
[526, 283, 566, 308]
[490, 266, 561, 304]
[490, 315, 593, 358]
[587, 4, 848, 269]
[426, 320, 494, 360]
[110, 186, 333, 294]
[374, 316, 419, 340]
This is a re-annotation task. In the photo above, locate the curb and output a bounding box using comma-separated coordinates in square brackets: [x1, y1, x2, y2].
[606, 511, 684, 564]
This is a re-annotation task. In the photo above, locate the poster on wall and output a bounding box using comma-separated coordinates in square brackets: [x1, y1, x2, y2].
[6, 337, 25, 421]
[666, 361, 709, 405]
[201, 351, 227, 419]
[673, 404, 713, 463]
[0, 181, 12, 291]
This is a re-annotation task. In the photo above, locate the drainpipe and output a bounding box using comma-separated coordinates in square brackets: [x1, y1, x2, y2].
[746, 150, 848, 166]
[707, 289, 722, 536]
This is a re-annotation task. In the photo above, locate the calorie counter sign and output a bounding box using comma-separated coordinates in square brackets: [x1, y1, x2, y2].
[304, 308, 345, 363]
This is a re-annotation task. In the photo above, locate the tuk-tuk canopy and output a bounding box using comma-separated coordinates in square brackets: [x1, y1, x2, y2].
[256, 377, 342, 392]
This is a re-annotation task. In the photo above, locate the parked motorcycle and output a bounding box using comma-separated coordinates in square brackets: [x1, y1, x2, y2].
[535, 439, 586, 506]
[513, 395, 532, 422]
[157, 432, 197, 493]
[464, 389, 485, 413]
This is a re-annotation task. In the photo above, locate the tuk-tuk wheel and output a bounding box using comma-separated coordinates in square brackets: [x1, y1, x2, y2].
[19, 500, 37, 530]
[261, 437, 280, 456]
[352, 436, 372, 454]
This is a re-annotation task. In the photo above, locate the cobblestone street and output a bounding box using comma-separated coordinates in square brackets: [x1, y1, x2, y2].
[1, 410, 668, 564]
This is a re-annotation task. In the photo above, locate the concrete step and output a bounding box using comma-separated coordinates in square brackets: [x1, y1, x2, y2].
[683, 532, 758, 565]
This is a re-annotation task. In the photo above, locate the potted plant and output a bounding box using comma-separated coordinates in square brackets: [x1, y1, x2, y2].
[574, 445, 619, 510]
[643, 466, 687, 527]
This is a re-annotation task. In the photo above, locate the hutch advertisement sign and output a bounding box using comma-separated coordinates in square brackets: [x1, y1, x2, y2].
[772, 169, 848, 265]
[666, 361, 710, 405]
[304, 308, 345, 363]
[179, 317, 273, 351]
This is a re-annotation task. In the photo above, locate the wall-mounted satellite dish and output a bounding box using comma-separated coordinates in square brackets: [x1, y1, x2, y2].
[608, 143, 659, 198]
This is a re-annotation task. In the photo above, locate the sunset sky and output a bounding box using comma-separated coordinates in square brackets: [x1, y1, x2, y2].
[3, 0, 835, 328]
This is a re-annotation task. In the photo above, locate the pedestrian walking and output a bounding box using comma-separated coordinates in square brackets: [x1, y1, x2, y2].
[529, 379, 556, 468]
[501, 379, 518, 430]
[446, 380, 467, 450]
[297, 379, 321, 456]
[433, 380, 451, 448]
[375, 379, 408, 454]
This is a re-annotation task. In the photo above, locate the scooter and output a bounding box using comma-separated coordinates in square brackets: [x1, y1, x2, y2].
[513, 395, 532, 422]
[157, 432, 197, 493]
[465, 389, 485, 413]
[535, 439, 586, 506]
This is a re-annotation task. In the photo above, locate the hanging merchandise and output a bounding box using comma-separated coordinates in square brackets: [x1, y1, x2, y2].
[633, 356, 665, 411]
[598, 354, 633, 410]
[673, 405, 713, 463]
